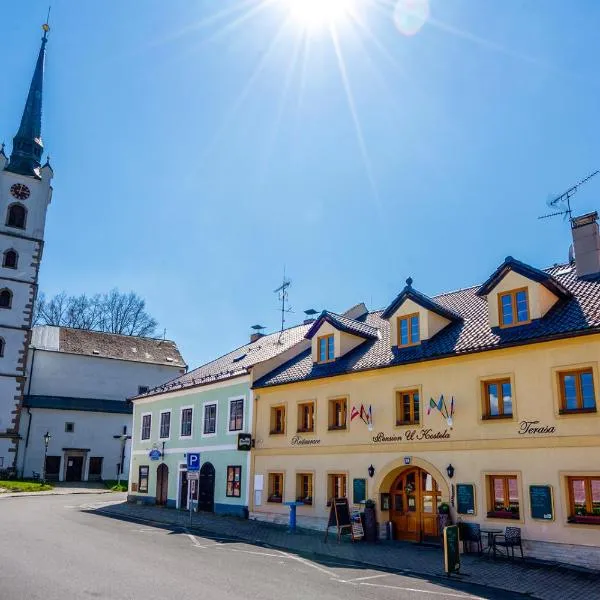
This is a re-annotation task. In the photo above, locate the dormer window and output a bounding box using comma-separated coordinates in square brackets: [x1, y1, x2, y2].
[318, 334, 334, 362]
[499, 288, 530, 328]
[398, 313, 419, 347]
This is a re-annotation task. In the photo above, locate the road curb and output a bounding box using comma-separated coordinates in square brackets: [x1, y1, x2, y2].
[0, 489, 115, 499]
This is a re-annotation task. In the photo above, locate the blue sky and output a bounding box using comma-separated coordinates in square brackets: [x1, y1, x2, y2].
[1, 0, 599, 368]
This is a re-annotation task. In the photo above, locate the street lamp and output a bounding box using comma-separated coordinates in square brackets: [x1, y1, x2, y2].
[42, 431, 51, 484]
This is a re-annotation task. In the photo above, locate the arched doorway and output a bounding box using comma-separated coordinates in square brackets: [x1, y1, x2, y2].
[156, 463, 169, 506]
[198, 462, 215, 512]
[390, 467, 441, 542]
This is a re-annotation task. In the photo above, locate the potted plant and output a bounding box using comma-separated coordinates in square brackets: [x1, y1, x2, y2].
[364, 498, 378, 542]
[568, 508, 600, 524]
[438, 502, 451, 530]
[438, 502, 450, 515]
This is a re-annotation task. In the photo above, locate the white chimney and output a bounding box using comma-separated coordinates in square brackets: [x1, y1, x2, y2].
[572, 211, 600, 279]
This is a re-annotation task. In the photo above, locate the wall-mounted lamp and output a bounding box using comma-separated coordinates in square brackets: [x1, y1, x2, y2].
[446, 464, 455, 479]
[368, 464, 375, 478]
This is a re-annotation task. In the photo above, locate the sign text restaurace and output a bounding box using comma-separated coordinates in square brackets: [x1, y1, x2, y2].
[372, 429, 451, 443]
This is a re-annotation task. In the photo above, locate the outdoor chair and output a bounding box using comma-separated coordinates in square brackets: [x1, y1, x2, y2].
[493, 526, 524, 559]
[460, 522, 483, 555]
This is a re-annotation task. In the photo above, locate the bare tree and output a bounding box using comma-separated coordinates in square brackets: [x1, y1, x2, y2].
[34, 289, 158, 337]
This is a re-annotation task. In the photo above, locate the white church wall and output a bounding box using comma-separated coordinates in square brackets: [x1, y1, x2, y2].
[28, 351, 182, 401]
[0, 170, 52, 241]
[0, 236, 39, 283]
[0, 377, 20, 433]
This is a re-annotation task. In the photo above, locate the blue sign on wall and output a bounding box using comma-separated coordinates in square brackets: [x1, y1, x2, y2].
[187, 452, 201, 472]
[149, 449, 162, 461]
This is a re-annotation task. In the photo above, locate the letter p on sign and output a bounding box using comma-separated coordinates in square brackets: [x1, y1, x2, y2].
[187, 452, 200, 472]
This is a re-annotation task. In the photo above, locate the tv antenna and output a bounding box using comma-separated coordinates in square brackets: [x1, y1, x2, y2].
[539, 170, 599, 222]
[273, 269, 292, 343]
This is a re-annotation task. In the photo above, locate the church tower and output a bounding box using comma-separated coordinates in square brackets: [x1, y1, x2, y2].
[0, 24, 53, 470]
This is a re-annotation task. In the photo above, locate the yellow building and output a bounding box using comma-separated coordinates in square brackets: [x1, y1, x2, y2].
[250, 214, 600, 569]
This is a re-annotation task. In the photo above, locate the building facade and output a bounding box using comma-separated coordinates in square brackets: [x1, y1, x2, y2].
[0, 25, 53, 471]
[16, 326, 185, 481]
[251, 215, 600, 569]
[128, 324, 312, 515]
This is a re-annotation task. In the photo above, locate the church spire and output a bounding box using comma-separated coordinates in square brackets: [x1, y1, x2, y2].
[5, 23, 50, 178]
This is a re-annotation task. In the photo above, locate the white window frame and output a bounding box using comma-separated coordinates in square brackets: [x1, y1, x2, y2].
[201, 401, 218, 438]
[140, 412, 152, 441]
[159, 409, 172, 441]
[227, 395, 245, 435]
[179, 405, 194, 440]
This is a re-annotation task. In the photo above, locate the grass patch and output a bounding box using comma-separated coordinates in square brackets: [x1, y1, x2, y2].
[103, 480, 128, 492]
[0, 479, 53, 492]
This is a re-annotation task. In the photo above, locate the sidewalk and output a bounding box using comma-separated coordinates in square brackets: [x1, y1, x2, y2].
[0, 482, 112, 499]
[93, 501, 599, 600]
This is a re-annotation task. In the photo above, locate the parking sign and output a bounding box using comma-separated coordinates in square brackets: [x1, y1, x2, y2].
[187, 452, 200, 472]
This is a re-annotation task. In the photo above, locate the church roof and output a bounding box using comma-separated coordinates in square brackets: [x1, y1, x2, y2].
[5, 25, 49, 178]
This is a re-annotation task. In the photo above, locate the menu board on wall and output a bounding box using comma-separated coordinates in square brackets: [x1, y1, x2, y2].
[529, 485, 554, 520]
[456, 484, 476, 515]
[353, 478, 366, 504]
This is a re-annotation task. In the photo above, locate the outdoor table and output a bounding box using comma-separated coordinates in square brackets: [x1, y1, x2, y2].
[480, 528, 503, 556]
[283, 501, 304, 533]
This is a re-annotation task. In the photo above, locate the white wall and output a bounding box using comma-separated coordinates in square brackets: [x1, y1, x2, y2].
[0, 166, 52, 465]
[0, 169, 52, 242]
[0, 438, 12, 469]
[27, 350, 181, 401]
[20, 408, 132, 481]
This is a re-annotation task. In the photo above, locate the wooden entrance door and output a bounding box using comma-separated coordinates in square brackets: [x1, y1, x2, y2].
[65, 456, 84, 482]
[390, 467, 441, 542]
[156, 463, 169, 506]
[198, 462, 215, 512]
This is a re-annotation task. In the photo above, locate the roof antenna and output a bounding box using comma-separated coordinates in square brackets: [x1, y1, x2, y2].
[539, 170, 599, 222]
[273, 268, 292, 344]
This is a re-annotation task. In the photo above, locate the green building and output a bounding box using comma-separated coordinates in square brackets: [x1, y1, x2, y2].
[128, 324, 310, 515]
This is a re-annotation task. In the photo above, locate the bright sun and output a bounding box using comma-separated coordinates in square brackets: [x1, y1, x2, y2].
[286, 0, 354, 27]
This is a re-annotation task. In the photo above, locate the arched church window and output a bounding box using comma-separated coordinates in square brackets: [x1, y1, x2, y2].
[0, 289, 13, 309]
[2, 250, 18, 269]
[6, 204, 27, 229]
[0, 338, 5, 357]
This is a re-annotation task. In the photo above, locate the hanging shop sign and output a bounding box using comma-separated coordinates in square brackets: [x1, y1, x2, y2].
[372, 429, 450, 443]
[518, 420, 556, 435]
[148, 448, 162, 461]
[290, 435, 321, 446]
[237, 433, 252, 451]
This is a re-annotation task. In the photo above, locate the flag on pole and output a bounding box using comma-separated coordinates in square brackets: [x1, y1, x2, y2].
[350, 406, 360, 421]
[428, 398, 436, 415]
[437, 394, 444, 412]
[368, 404, 373, 425]
[360, 404, 369, 424]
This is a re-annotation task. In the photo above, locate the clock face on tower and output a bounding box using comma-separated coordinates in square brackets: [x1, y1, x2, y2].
[10, 183, 30, 200]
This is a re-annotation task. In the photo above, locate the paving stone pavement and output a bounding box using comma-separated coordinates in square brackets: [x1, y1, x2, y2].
[92, 501, 600, 600]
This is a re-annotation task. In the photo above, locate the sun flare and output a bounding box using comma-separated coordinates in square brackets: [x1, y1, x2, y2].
[286, 0, 355, 28]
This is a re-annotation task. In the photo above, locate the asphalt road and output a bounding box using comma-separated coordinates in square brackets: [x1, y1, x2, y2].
[0, 493, 527, 600]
